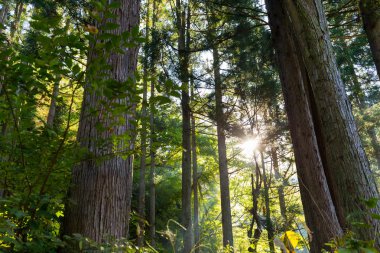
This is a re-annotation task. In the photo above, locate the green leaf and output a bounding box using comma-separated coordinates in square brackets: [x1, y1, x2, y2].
[79, 240, 83, 250]
[73, 65, 81, 75]
[97, 32, 118, 41]
[108, 2, 121, 9]
[363, 197, 379, 208]
[360, 247, 378, 253]
[131, 26, 140, 37]
[102, 22, 120, 31]
[371, 213, 380, 220]
[337, 248, 352, 253]
[49, 57, 60, 66]
[93, 1, 105, 11]
[153, 95, 171, 105]
[169, 90, 181, 98]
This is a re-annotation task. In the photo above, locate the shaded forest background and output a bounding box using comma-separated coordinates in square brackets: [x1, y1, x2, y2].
[0, 0, 380, 252]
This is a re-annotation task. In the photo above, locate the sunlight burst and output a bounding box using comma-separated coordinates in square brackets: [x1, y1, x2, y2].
[240, 138, 260, 158]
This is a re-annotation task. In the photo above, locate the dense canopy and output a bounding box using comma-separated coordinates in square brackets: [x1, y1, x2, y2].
[0, 0, 380, 252]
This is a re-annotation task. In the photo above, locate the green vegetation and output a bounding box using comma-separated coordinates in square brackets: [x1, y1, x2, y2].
[0, 0, 379, 252]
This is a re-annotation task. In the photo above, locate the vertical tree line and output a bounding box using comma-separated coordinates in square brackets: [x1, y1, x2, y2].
[63, 0, 141, 243]
[0, 0, 380, 252]
[267, 0, 380, 250]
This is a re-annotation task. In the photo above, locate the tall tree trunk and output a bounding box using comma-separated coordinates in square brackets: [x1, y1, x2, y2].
[181, 63, 192, 253]
[137, 0, 150, 247]
[10, 2, 24, 40]
[47, 81, 59, 128]
[0, 2, 9, 35]
[360, 0, 380, 78]
[149, 78, 156, 246]
[212, 44, 234, 250]
[0, 2, 13, 200]
[266, 1, 344, 252]
[281, 0, 380, 245]
[176, 0, 193, 251]
[63, 0, 140, 243]
[0, 1, 9, 120]
[191, 87, 200, 253]
[137, 78, 147, 248]
[149, 0, 157, 246]
[149, 72, 156, 246]
[0, 3, 8, 24]
[260, 151, 275, 253]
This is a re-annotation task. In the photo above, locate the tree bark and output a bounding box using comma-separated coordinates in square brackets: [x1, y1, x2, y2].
[360, 0, 380, 78]
[266, 1, 344, 252]
[282, 0, 380, 245]
[0, 2, 9, 123]
[191, 87, 200, 253]
[176, 0, 193, 251]
[0, 3, 10, 95]
[149, 0, 157, 246]
[149, 78, 156, 246]
[212, 44, 234, 250]
[63, 0, 140, 243]
[10, 2, 24, 40]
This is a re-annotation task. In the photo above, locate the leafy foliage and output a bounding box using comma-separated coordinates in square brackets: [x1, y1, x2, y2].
[0, 0, 379, 252]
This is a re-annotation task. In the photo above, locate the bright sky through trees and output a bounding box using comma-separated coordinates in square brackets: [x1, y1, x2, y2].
[239, 137, 260, 158]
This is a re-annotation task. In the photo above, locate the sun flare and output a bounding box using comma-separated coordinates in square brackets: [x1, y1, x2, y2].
[240, 138, 260, 158]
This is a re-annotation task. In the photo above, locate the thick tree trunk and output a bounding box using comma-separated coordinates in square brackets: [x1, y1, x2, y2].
[191, 88, 200, 253]
[266, 1, 344, 252]
[360, 0, 380, 78]
[282, 0, 380, 245]
[63, 0, 140, 243]
[213, 44, 234, 250]
[47, 81, 59, 128]
[176, 0, 193, 251]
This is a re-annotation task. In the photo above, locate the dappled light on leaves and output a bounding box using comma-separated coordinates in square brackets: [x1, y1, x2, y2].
[0, 0, 379, 252]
